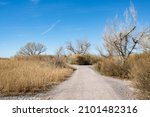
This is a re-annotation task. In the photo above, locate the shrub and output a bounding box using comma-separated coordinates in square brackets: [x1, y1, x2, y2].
[95, 61, 102, 71]
[95, 53, 150, 99]
[68, 54, 99, 65]
[52, 56, 67, 68]
[0, 59, 73, 96]
[76, 55, 92, 65]
[95, 57, 130, 78]
[129, 53, 150, 99]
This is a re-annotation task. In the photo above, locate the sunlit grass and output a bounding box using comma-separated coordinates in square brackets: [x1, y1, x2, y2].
[0, 59, 73, 96]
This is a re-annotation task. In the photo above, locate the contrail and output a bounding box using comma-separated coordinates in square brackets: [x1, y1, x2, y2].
[42, 20, 61, 35]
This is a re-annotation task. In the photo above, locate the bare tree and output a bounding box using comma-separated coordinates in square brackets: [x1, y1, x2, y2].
[54, 46, 65, 67]
[66, 40, 91, 55]
[55, 46, 64, 57]
[102, 3, 150, 62]
[96, 46, 108, 57]
[17, 42, 47, 56]
[140, 29, 150, 52]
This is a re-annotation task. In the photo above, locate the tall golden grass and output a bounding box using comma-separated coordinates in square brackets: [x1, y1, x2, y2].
[95, 57, 129, 78]
[0, 59, 73, 96]
[129, 53, 150, 99]
[95, 53, 150, 99]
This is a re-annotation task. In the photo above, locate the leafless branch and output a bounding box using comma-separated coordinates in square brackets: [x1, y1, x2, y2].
[66, 40, 91, 55]
[17, 42, 47, 56]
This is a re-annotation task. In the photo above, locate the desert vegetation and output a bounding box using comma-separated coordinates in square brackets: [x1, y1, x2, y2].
[0, 56, 73, 96]
[68, 54, 99, 65]
[0, 2, 149, 100]
[66, 40, 100, 65]
[95, 53, 150, 99]
[95, 3, 150, 99]
[0, 44, 73, 96]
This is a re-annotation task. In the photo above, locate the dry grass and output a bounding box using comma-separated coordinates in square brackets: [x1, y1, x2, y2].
[13, 55, 54, 62]
[14, 55, 68, 68]
[0, 59, 73, 96]
[95, 53, 150, 99]
[95, 57, 129, 78]
[129, 53, 150, 99]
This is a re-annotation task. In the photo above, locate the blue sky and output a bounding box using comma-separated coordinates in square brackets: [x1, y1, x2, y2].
[0, 0, 150, 57]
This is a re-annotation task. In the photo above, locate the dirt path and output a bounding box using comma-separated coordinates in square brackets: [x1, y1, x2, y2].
[40, 65, 135, 100]
[0, 65, 135, 100]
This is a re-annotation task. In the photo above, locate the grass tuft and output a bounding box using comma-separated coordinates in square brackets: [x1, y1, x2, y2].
[0, 58, 73, 96]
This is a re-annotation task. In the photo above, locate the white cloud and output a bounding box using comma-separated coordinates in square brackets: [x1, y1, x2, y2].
[42, 20, 61, 35]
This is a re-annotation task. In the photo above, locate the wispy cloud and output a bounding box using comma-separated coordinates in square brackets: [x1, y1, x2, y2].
[42, 20, 61, 35]
[30, 0, 40, 4]
[0, 2, 8, 6]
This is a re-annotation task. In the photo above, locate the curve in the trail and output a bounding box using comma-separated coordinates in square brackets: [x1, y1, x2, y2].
[41, 65, 134, 100]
